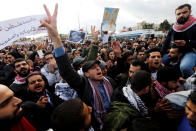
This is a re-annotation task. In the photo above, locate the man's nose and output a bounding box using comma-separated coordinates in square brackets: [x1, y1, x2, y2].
[179, 13, 184, 17]
[187, 112, 195, 120]
[13, 97, 22, 106]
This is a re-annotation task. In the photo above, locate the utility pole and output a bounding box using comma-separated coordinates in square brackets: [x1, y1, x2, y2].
[78, 15, 80, 30]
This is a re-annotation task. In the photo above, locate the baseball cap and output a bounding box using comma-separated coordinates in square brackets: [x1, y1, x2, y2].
[73, 56, 86, 68]
[99, 60, 107, 69]
[82, 60, 100, 72]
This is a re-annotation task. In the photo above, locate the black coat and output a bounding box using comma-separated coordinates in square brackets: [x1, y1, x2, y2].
[161, 24, 196, 55]
[21, 89, 64, 131]
[55, 53, 117, 129]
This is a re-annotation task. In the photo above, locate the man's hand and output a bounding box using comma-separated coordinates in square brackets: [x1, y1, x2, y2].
[174, 40, 186, 47]
[36, 96, 48, 108]
[40, 4, 62, 49]
[91, 26, 100, 41]
[113, 40, 121, 58]
[154, 98, 172, 112]
[49, 58, 56, 73]
[35, 42, 43, 51]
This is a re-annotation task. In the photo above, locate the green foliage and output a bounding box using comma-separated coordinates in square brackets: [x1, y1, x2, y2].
[142, 23, 154, 29]
[159, 19, 172, 32]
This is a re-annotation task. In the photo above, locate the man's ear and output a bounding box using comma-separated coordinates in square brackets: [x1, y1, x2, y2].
[179, 53, 183, 58]
[13, 69, 17, 74]
[146, 58, 149, 63]
[84, 72, 89, 78]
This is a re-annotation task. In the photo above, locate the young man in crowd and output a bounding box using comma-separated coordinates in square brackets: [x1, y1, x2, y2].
[103, 70, 153, 131]
[161, 3, 196, 78]
[0, 84, 36, 131]
[178, 90, 196, 131]
[51, 98, 93, 131]
[9, 58, 32, 99]
[145, 48, 162, 80]
[41, 52, 61, 86]
[40, 4, 116, 129]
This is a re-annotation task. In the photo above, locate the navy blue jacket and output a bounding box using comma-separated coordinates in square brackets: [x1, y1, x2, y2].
[161, 24, 196, 55]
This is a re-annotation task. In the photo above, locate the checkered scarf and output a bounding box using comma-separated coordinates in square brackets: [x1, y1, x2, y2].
[122, 84, 148, 116]
[88, 77, 113, 124]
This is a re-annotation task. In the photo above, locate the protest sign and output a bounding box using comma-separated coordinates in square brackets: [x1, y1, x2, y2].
[0, 15, 47, 50]
[68, 30, 86, 44]
[102, 8, 119, 32]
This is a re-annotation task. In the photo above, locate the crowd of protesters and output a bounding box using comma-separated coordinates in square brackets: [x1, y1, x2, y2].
[0, 3, 196, 131]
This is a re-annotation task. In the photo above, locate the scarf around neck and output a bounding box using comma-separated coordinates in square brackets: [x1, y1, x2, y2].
[88, 77, 113, 124]
[173, 15, 196, 32]
[122, 84, 148, 116]
[154, 80, 171, 98]
[14, 71, 38, 84]
[4, 117, 36, 131]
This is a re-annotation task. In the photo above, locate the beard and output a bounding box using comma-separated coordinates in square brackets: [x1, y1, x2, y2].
[18, 68, 30, 77]
[177, 16, 189, 24]
[0, 104, 23, 128]
[169, 56, 178, 62]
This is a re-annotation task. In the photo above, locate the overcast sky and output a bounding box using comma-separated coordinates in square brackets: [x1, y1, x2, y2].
[0, 0, 195, 34]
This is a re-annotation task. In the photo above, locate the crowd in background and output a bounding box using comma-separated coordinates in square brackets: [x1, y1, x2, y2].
[0, 3, 196, 131]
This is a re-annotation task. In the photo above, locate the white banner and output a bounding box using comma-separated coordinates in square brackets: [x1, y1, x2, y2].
[0, 14, 47, 50]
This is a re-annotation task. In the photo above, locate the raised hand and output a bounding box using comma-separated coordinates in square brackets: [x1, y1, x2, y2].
[36, 95, 48, 108]
[40, 4, 62, 48]
[91, 26, 100, 41]
[112, 40, 121, 58]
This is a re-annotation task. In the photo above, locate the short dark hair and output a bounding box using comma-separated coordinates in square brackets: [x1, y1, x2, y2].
[44, 52, 53, 57]
[170, 44, 183, 53]
[131, 70, 152, 92]
[187, 91, 196, 105]
[51, 98, 85, 131]
[136, 45, 145, 53]
[122, 50, 134, 61]
[157, 66, 180, 83]
[176, 4, 191, 12]
[7, 52, 16, 58]
[14, 58, 28, 68]
[131, 60, 146, 70]
[146, 48, 161, 58]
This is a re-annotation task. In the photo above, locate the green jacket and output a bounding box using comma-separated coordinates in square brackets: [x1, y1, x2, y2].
[103, 101, 142, 131]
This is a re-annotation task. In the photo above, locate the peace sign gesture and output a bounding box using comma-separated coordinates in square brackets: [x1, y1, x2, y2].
[40, 4, 62, 48]
[91, 26, 100, 41]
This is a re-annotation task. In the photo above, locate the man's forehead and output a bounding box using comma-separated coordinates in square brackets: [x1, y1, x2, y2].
[0, 85, 13, 103]
[15, 61, 26, 65]
[45, 54, 53, 57]
[150, 52, 161, 56]
[139, 52, 145, 54]
[187, 100, 196, 113]
[176, 6, 189, 13]
[28, 75, 42, 81]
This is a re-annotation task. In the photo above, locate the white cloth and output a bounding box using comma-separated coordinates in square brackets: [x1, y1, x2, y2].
[122, 84, 148, 116]
[41, 64, 61, 86]
[55, 80, 78, 101]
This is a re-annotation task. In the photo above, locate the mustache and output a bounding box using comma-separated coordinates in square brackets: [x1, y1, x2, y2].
[34, 84, 43, 89]
[13, 103, 22, 116]
[20, 68, 27, 71]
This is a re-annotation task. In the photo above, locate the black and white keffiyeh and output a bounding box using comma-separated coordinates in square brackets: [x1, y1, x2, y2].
[122, 84, 148, 116]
